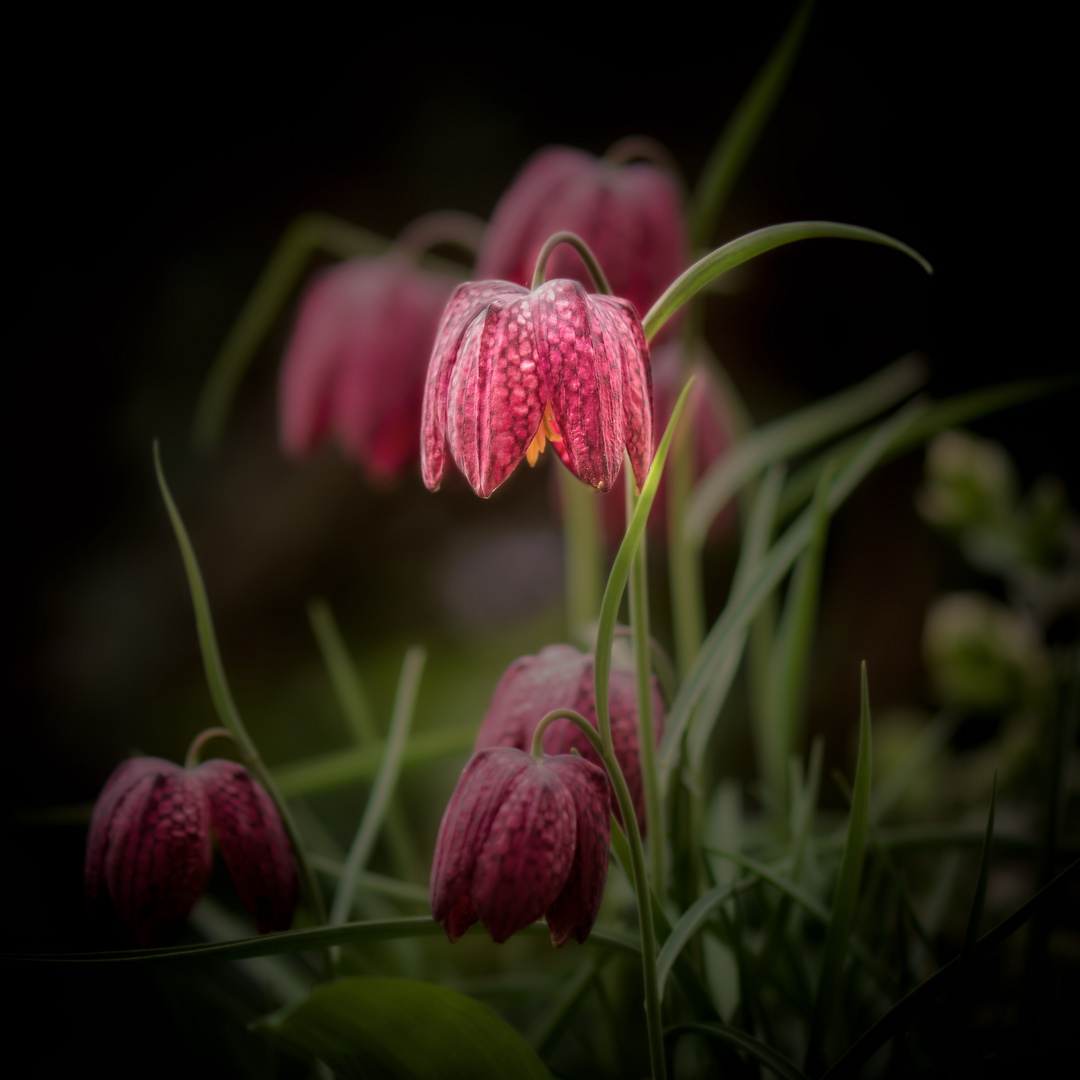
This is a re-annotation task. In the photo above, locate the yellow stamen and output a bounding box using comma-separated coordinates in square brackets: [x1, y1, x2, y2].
[526, 403, 561, 468]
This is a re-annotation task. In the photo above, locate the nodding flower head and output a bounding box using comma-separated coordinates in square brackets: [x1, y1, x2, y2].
[85, 756, 299, 946]
[477, 145, 687, 324]
[430, 746, 610, 946]
[421, 278, 652, 498]
[280, 256, 454, 480]
[474, 644, 663, 835]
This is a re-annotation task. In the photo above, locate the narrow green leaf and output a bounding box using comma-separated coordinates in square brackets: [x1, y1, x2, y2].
[668, 400, 928, 756]
[961, 772, 997, 961]
[775, 375, 1071, 524]
[329, 647, 426, 931]
[528, 955, 609, 1056]
[667, 1021, 811, 1080]
[821, 856, 1080, 1080]
[261, 976, 555, 1079]
[192, 214, 390, 455]
[686, 353, 927, 544]
[806, 663, 874, 1073]
[690, 0, 816, 247]
[270, 727, 477, 798]
[644, 223, 932, 343]
[10, 918, 641, 966]
[307, 598, 378, 743]
[869, 711, 955, 825]
[153, 443, 328, 935]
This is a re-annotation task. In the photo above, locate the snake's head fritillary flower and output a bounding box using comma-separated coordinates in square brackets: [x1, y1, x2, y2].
[84, 757, 213, 947]
[430, 746, 610, 946]
[421, 278, 652, 498]
[85, 756, 299, 945]
[477, 146, 687, 324]
[474, 644, 663, 834]
[190, 759, 300, 934]
[280, 256, 454, 480]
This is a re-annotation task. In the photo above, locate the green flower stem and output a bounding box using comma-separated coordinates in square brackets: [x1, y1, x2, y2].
[183, 727, 233, 769]
[557, 467, 604, 642]
[153, 444, 330, 973]
[392, 210, 486, 260]
[530, 231, 613, 294]
[530, 708, 607, 762]
[666, 384, 704, 677]
[593, 382, 693, 1080]
[626, 470, 665, 898]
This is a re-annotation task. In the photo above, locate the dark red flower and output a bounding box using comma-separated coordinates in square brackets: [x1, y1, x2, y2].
[474, 645, 663, 834]
[476, 146, 687, 323]
[279, 256, 453, 480]
[421, 279, 652, 498]
[430, 747, 610, 946]
[85, 757, 298, 945]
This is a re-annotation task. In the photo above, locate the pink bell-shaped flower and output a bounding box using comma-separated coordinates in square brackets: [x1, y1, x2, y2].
[421, 278, 652, 498]
[430, 746, 611, 946]
[477, 146, 687, 324]
[474, 644, 663, 834]
[280, 255, 454, 480]
[85, 756, 299, 945]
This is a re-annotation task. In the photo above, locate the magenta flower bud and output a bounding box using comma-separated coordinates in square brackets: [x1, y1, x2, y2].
[430, 746, 610, 946]
[84, 757, 213, 947]
[421, 278, 653, 498]
[474, 645, 663, 835]
[85, 756, 299, 945]
[191, 760, 300, 934]
[280, 256, 454, 480]
[477, 146, 687, 323]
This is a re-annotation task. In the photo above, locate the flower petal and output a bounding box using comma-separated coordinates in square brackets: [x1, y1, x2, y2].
[421, 281, 521, 491]
[470, 757, 578, 943]
[542, 755, 611, 946]
[430, 747, 533, 942]
[89, 757, 212, 947]
[193, 760, 299, 934]
[534, 280, 624, 493]
[444, 289, 542, 497]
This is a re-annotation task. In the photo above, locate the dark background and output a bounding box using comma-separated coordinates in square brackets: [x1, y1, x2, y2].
[5, 3, 1074, 1075]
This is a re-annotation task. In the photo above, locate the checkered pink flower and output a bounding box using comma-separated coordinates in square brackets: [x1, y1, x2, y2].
[280, 256, 453, 480]
[85, 756, 299, 945]
[477, 146, 687, 324]
[474, 644, 664, 835]
[421, 278, 652, 498]
[430, 747, 610, 946]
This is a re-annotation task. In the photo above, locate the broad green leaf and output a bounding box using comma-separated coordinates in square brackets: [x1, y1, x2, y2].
[528, 955, 609, 1056]
[643, 223, 932, 343]
[262, 976, 555, 1079]
[806, 664, 873, 1073]
[686, 352, 926, 544]
[690, 0, 817, 247]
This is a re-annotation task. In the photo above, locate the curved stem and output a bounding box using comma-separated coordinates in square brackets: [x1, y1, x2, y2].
[394, 210, 486, 261]
[531, 708, 607, 762]
[530, 231, 613, 294]
[184, 728, 234, 769]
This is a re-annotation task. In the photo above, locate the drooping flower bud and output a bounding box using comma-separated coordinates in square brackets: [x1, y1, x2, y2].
[84, 757, 213, 947]
[280, 256, 454, 480]
[474, 644, 663, 834]
[430, 747, 610, 946]
[85, 756, 299, 945]
[477, 146, 687, 324]
[421, 279, 652, 498]
[191, 759, 299, 934]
